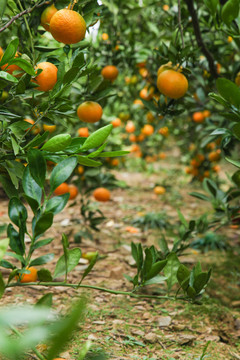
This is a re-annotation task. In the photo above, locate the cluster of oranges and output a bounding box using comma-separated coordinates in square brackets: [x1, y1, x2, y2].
[192, 110, 211, 123]
[185, 142, 221, 180]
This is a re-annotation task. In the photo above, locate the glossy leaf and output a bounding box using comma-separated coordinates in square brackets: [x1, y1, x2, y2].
[8, 197, 27, 227]
[50, 157, 77, 192]
[37, 269, 53, 282]
[216, 78, 240, 108]
[45, 194, 70, 215]
[33, 212, 54, 239]
[0, 38, 19, 67]
[23, 166, 42, 205]
[77, 156, 102, 167]
[222, 0, 239, 25]
[28, 149, 46, 188]
[0, 238, 9, 262]
[80, 124, 113, 151]
[53, 248, 81, 278]
[30, 253, 54, 266]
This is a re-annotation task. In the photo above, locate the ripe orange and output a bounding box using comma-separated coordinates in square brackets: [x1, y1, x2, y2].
[129, 134, 137, 142]
[78, 127, 89, 137]
[139, 68, 148, 78]
[41, 4, 58, 31]
[212, 165, 220, 172]
[133, 99, 144, 107]
[54, 182, 69, 196]
[24, 118, 35, 128]
[93, 187, 111, 202]
[68, 184, 78, 200]
[158, 127, 169, 136]
[154, 186, 166, 195]
[130, 144, 140, 152]
[125, 121, 136, 133]
[136, 61, 146, 68]
[137, 134, 145, 142]
[139, 87, 154, 101]
[206, 142, 216, 150]
[24, 118, 41, 134]
[0, 47, 3, 60]
[50, 9, 86, 44]
[208, 150, 221, 162]
[101, 65, 119, 81]
[159, 152, 166, 160]
[157, 61, 173, 77]
[185, 166, 192, 174]
[77, 101, 103, 123]
[125, 226, 139, 234]
[17, 267, 38, 283]
[157, 69, 188, 99]
[102, 33, 109, 40]
[77, 165, 84, 174]
[111, 158, 119, 166]
[141, 124, 154, 136]
[146, 112, 155, 122]
[203, 170, 210, 178]
[163, 4, 169, 11]
[43, 124, 56, 133]
[192, 112, 204, 123]
[34, 62, 58, 92]
[202, 110, 211, 118]
[111, 118, 121, 127]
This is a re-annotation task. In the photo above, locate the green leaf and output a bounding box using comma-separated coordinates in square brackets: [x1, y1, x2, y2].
[232, 123, 240, 140]
[35, 293, 53, 307]
[0, 38, 19, 67]
[42, 134, 72, 152]
[0, 272, 5, 299]
[0, 0, 7, 18]
[177, 209, 188, 228]
[164, 253, 181, 292]
[80, 124, 113, 151]
[204, 0, 219, 14]
[8, 197, 27, 227]
[144, 275, 167, 286]
[8, 58, 35, 76]
[79, 252, 98, 284]
[189, 192, 210, 201]
[53, 248, 81, 278]
[222, 0, 239, 25]
[145, 260, 167, 280]
[98, 150, 129, 157]
[0, 238, 9, 261]
[24, 195, 39, 214]
[7, 224, 24, 256]
[0, 71, 18, 83]
[23, 166, 42, 205]
[143, 249, 153, 278]
[177, 264, 190, 291]
[77, 156, 102, 167]
[193, 272, 209, 294]
[33, 238, 53, 250]
[33, 212, 54, 238]
[63, 67, 80, 84]
[23, 131, 49, 150]
[45, 194, 70, 215]
[37, 269, 53, 282]
[232, 170, 240, 187]
[0, 175, 18, 198]
[30, 253, 54, 266]
[216, 78, 240, 108]
[50, 157, 77, 192]
[225, 156, 240, 168]
[28, 149, 46, 188]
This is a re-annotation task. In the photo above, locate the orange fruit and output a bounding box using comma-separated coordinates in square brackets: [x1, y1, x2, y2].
[50, 9, 86, 44]
[125, 226, 139, 234]
[133, 99, 144, 107]
[228, 36, 233, 43]
[77, 101, 103, 123]
[41, 4, 58, 31]
[77, 165, 84, 174]
[68, 184, 78, 200]
[208, 150, 221, 162]
[141, 124, 154, 136]
[154, 186, 166, 195]
[130, 144, 140, 152]
[212, 165, 220, 173]
[24, 118, 40, 134]
[101, 65, 118, 81]
[192, 112, 204, 123]
[139, 87, 154, 101]
[202, 110, 211, 118]
[137, 134, 145, 142]
[158, 127, 169, 136]
[125, 121, 135, 133]
[111, 118, 121, 127]
[157, 69, 188, 99]
[93, 187, 111, 202]
[129, 134, 137, 142]
[185, 166, 192, 174]
[206, 142, 216, 150]
[235, 72, 240, 86]
[54, 182, 69, 196]
[17, 267, 38, 283]
[203, 170, 210, 178]
[163, 4, 169, 10]
[111, 158, 119, 166]
[33, 62, 58, 92]
[0, 47, 3, 60]
[136, 61, 146, 68]
[102, 33, 109, 40]
[157, 61, 173, 77]
[159, 152, 166, 160]
[217, 63, 221, 74]
[146, 112, 155, 122]
[139, 68, 148, 78]
[78, 127, 89, 137]
[43, 124, 56, 133]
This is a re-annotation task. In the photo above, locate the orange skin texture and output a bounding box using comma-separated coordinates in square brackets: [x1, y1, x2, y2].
[111, 118, 121, 127]
[50, 9, 86, 44]
[139, 87, 154, 101]
[192, 112, 204, 123]
[78, 127, 89, 137]
[54, 182, 69, 196]
[17, 267, 38, 283]
[154, 186, 166, 195]
[141, 124, 154, 136]
[93, 187, 111, 202]
[34, 62, 58, 92]
[1, 53, 23, 78]
[68, 184, 78, 200]
[101, 65, 119, 81]
[157, 70, 188, 99]
[41, 4, 58, 32]
[77, 101, 103, 123]
[43, 124, 56, 133]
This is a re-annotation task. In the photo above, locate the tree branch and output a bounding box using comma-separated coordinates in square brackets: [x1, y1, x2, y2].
[0, 1, 51, 33]
[184, 0, 219, 78]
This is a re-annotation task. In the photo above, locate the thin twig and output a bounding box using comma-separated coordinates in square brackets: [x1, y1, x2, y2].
[0, 1, 50, 33]
[177, 0, 185, 48]
[184, 0, 218, 78]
